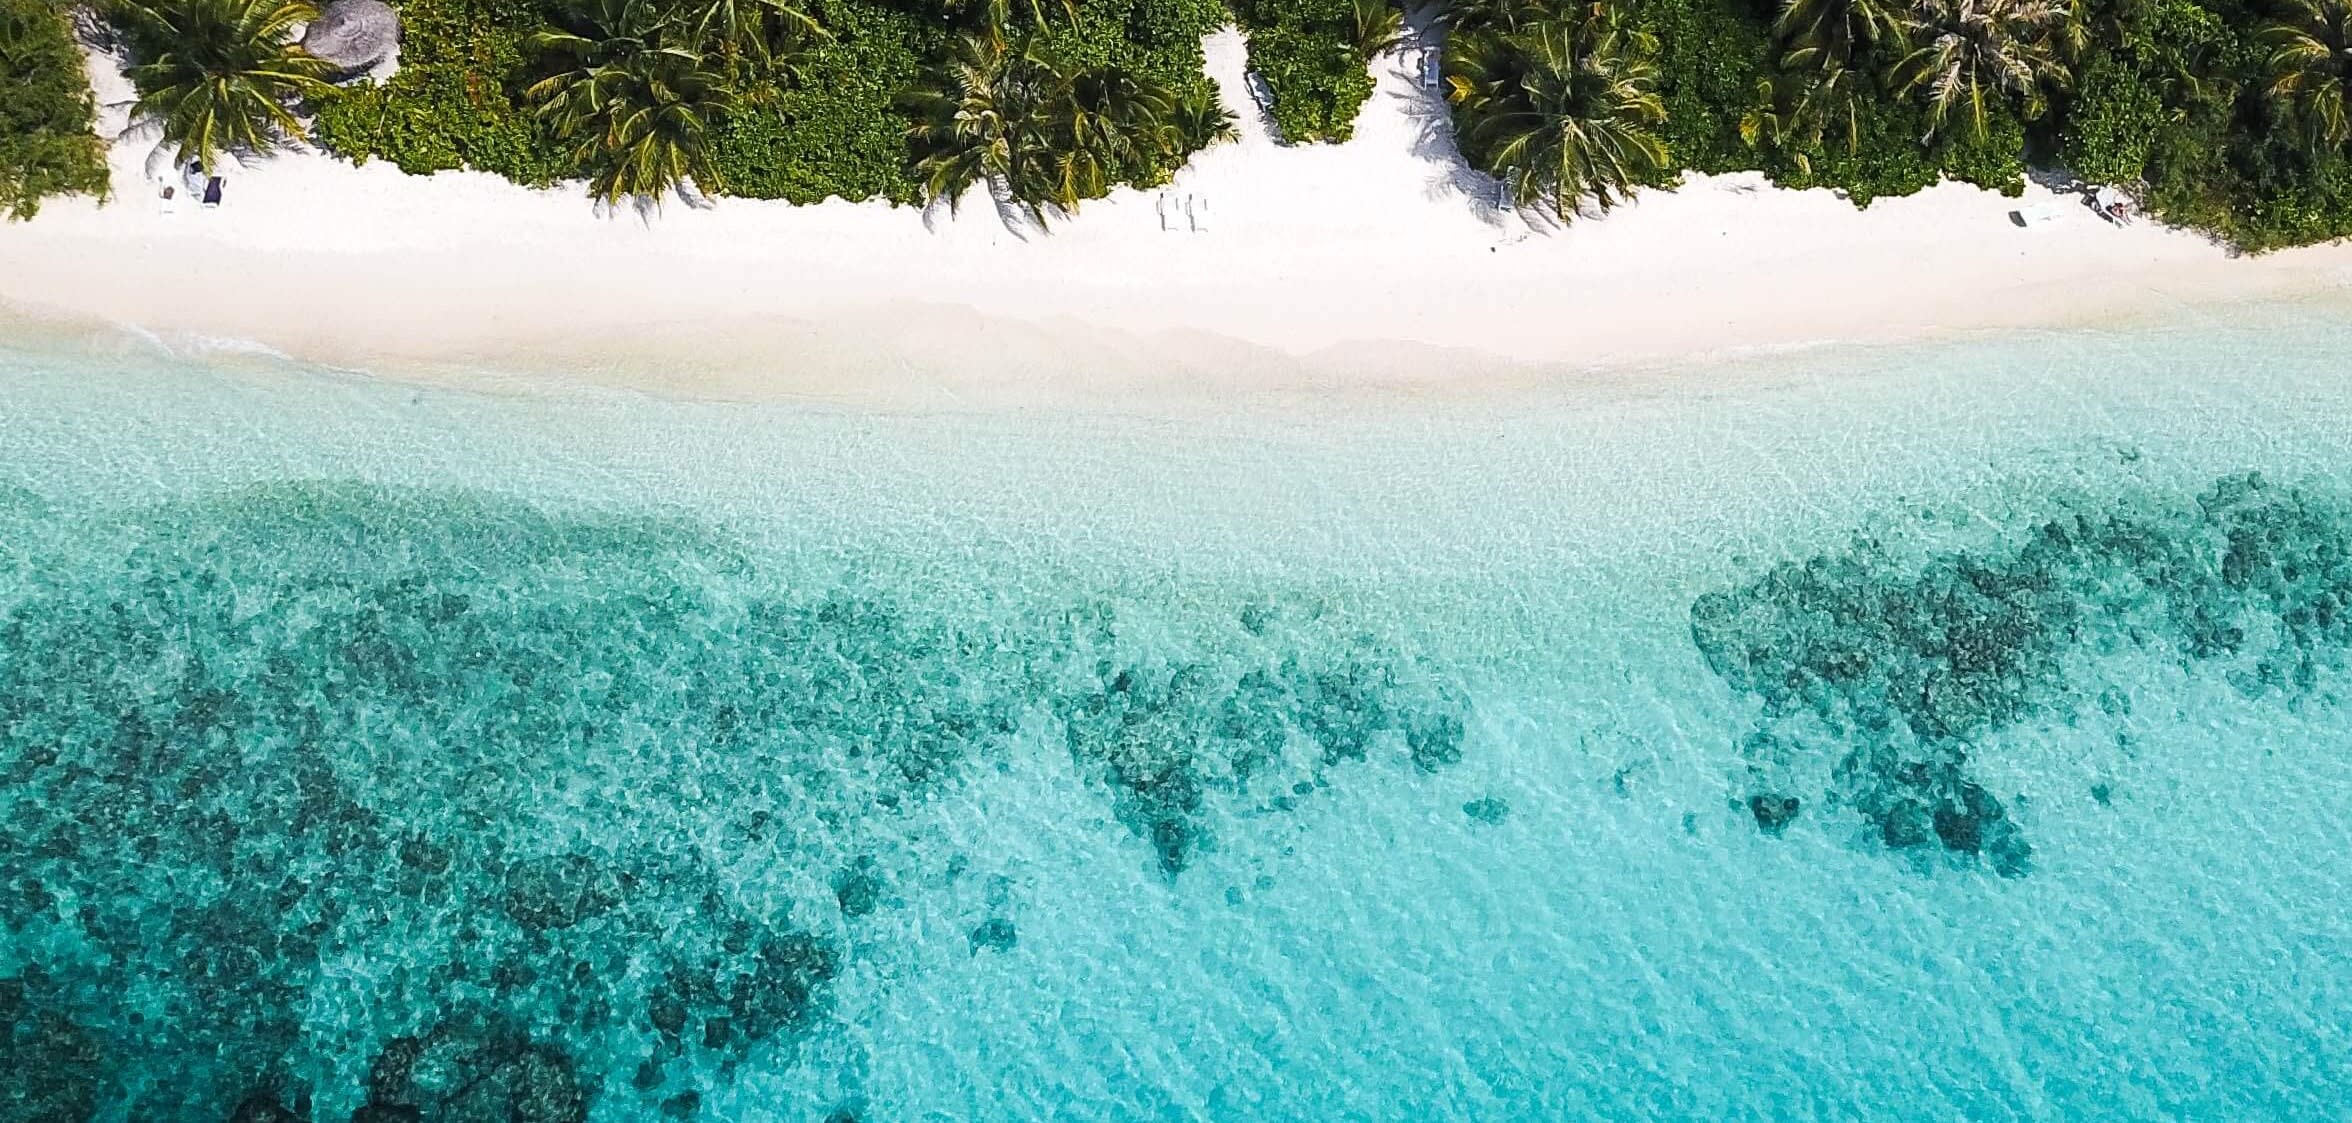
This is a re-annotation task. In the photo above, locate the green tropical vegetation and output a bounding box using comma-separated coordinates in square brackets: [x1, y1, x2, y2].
[309, 0, 578, 185]
[3, 0, 2352, 243]
[1446, 0, 1671, 216]
[1229, 0, 1389, 140]
[1, 0, 111, 219]
[2261, 0, 2351, 148]
[525, 0, 741, 205]
[308, 0, 1226, 207]
[903, 0, 1218, 221]
[1423, 0, 2352, 244]
[113, 0, 339, 173]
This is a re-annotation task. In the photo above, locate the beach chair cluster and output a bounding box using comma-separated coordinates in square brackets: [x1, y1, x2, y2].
[2009, 184, 2140, 229]
[1156, 191, 1212, 233]
[159, 161, 225, 214]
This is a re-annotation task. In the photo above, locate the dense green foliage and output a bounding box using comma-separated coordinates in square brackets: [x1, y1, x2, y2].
[902, 0, 1228, 220]
[1230, 0, 1384, 140]
[1426, 0, 2352, 244]
[1438, 0, 2028, 208]
[706, 0, 935, 201]
[47, 0, 2352, 245]
[2058, 0, 2352, 249]
[1446, 0, 1671, 215]
[0, 0, 110, 219]
[311, 0, 576, 184]
[526, 0, 741, 206]
[308, 0, 1221, 206]
[115, 0, 338, 173]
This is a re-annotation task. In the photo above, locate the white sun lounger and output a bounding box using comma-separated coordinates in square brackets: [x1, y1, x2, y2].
[1246, 71, 1276, 116]
[2013, 201, 2064, 228]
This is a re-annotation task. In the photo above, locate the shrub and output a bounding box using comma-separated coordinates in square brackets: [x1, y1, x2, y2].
[0, 0, 110, 219]
[1637, 0, 1775, 174]
[310, 0, 576, 184]
[709, 0, 935, 202]
[1232, 0, 1377, 142]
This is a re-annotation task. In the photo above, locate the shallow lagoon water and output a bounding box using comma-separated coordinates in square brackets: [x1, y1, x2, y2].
[4, 306, 2352, 1121]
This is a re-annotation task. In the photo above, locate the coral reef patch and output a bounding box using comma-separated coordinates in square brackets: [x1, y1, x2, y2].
[0, 482, 1469, 1117]
[1694, 472, 2352, 874]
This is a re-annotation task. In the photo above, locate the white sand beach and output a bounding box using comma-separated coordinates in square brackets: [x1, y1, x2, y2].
[6, 29, 2352, 406]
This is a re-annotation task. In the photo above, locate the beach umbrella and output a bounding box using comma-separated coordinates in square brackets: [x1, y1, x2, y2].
[300, 0, 399, 75]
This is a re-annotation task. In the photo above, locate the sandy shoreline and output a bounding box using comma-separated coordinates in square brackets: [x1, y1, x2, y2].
[5, 29, 2352, 407]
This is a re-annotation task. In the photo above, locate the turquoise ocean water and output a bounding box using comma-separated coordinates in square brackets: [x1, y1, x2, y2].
[4, 303, 2352, 1121]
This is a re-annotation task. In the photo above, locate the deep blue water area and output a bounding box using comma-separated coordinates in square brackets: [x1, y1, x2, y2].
[4, 316, 2352, 1120]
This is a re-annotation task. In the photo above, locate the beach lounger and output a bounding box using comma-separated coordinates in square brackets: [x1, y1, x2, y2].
[2093, 185, 2135, 225]
[1246, 71, 1276, 116]
[1187, 194, 1209, 233]
[1421, 50, 1441, 90]
[2011, 201, 2063, 228]
[203, 177, 224, 207]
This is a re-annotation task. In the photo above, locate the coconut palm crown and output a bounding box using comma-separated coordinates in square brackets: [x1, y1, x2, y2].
[1758, 0, 1911, 152]
[1890, 0, 2072, 141]
[116, 0, 337, 174]
[901, 11, 1184, 224]
[680, 0, 823, 73]
[2262, 0, 2352, 149]
[1778, 0, 1912, 70]
[1351, 0, 1408, 59]
[903, 25, 1070, 219]
[529, 0, 740, 208]
[1444, 2, 1669, 219]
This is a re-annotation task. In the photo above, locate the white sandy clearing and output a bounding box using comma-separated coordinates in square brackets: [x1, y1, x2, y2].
[4, 28, 2351, 407]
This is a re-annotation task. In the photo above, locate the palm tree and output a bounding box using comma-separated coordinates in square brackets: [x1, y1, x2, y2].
[1889, 0, 2071, 142]
[1444, 5, 1668, 219]
[1763, 0, 1910, 152]
[2262, 0, 2352, 149]
[1778, 0, 1910, 67]
[529, 0, 739, 207]
[1351, 0, 1408, 59]
[1053, 68, 1178, 206]
[903, 25, 1067, 220]
[114, 0, 337, 173]
[902, 16, 1184, 224]
[680, 0, 822, 72]
[1169, 84, 1239, 152]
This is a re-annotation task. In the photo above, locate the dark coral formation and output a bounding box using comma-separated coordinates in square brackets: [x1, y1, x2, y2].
[1694, 471, 2352, 874]
[353, 1018, 591, 1123]
[1461, 796, 1511, 826]
[830, 857, 885, 919]
[1746, 794, 1800, 836]
[0, 481, 1470, 1118]
[968, 917, 1018, 954]
[1056, 615, 1470, 875]
[0, 969, 105, 1123]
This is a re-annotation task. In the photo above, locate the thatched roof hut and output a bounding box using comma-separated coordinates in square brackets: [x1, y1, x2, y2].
[301, 0, 399, 74]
